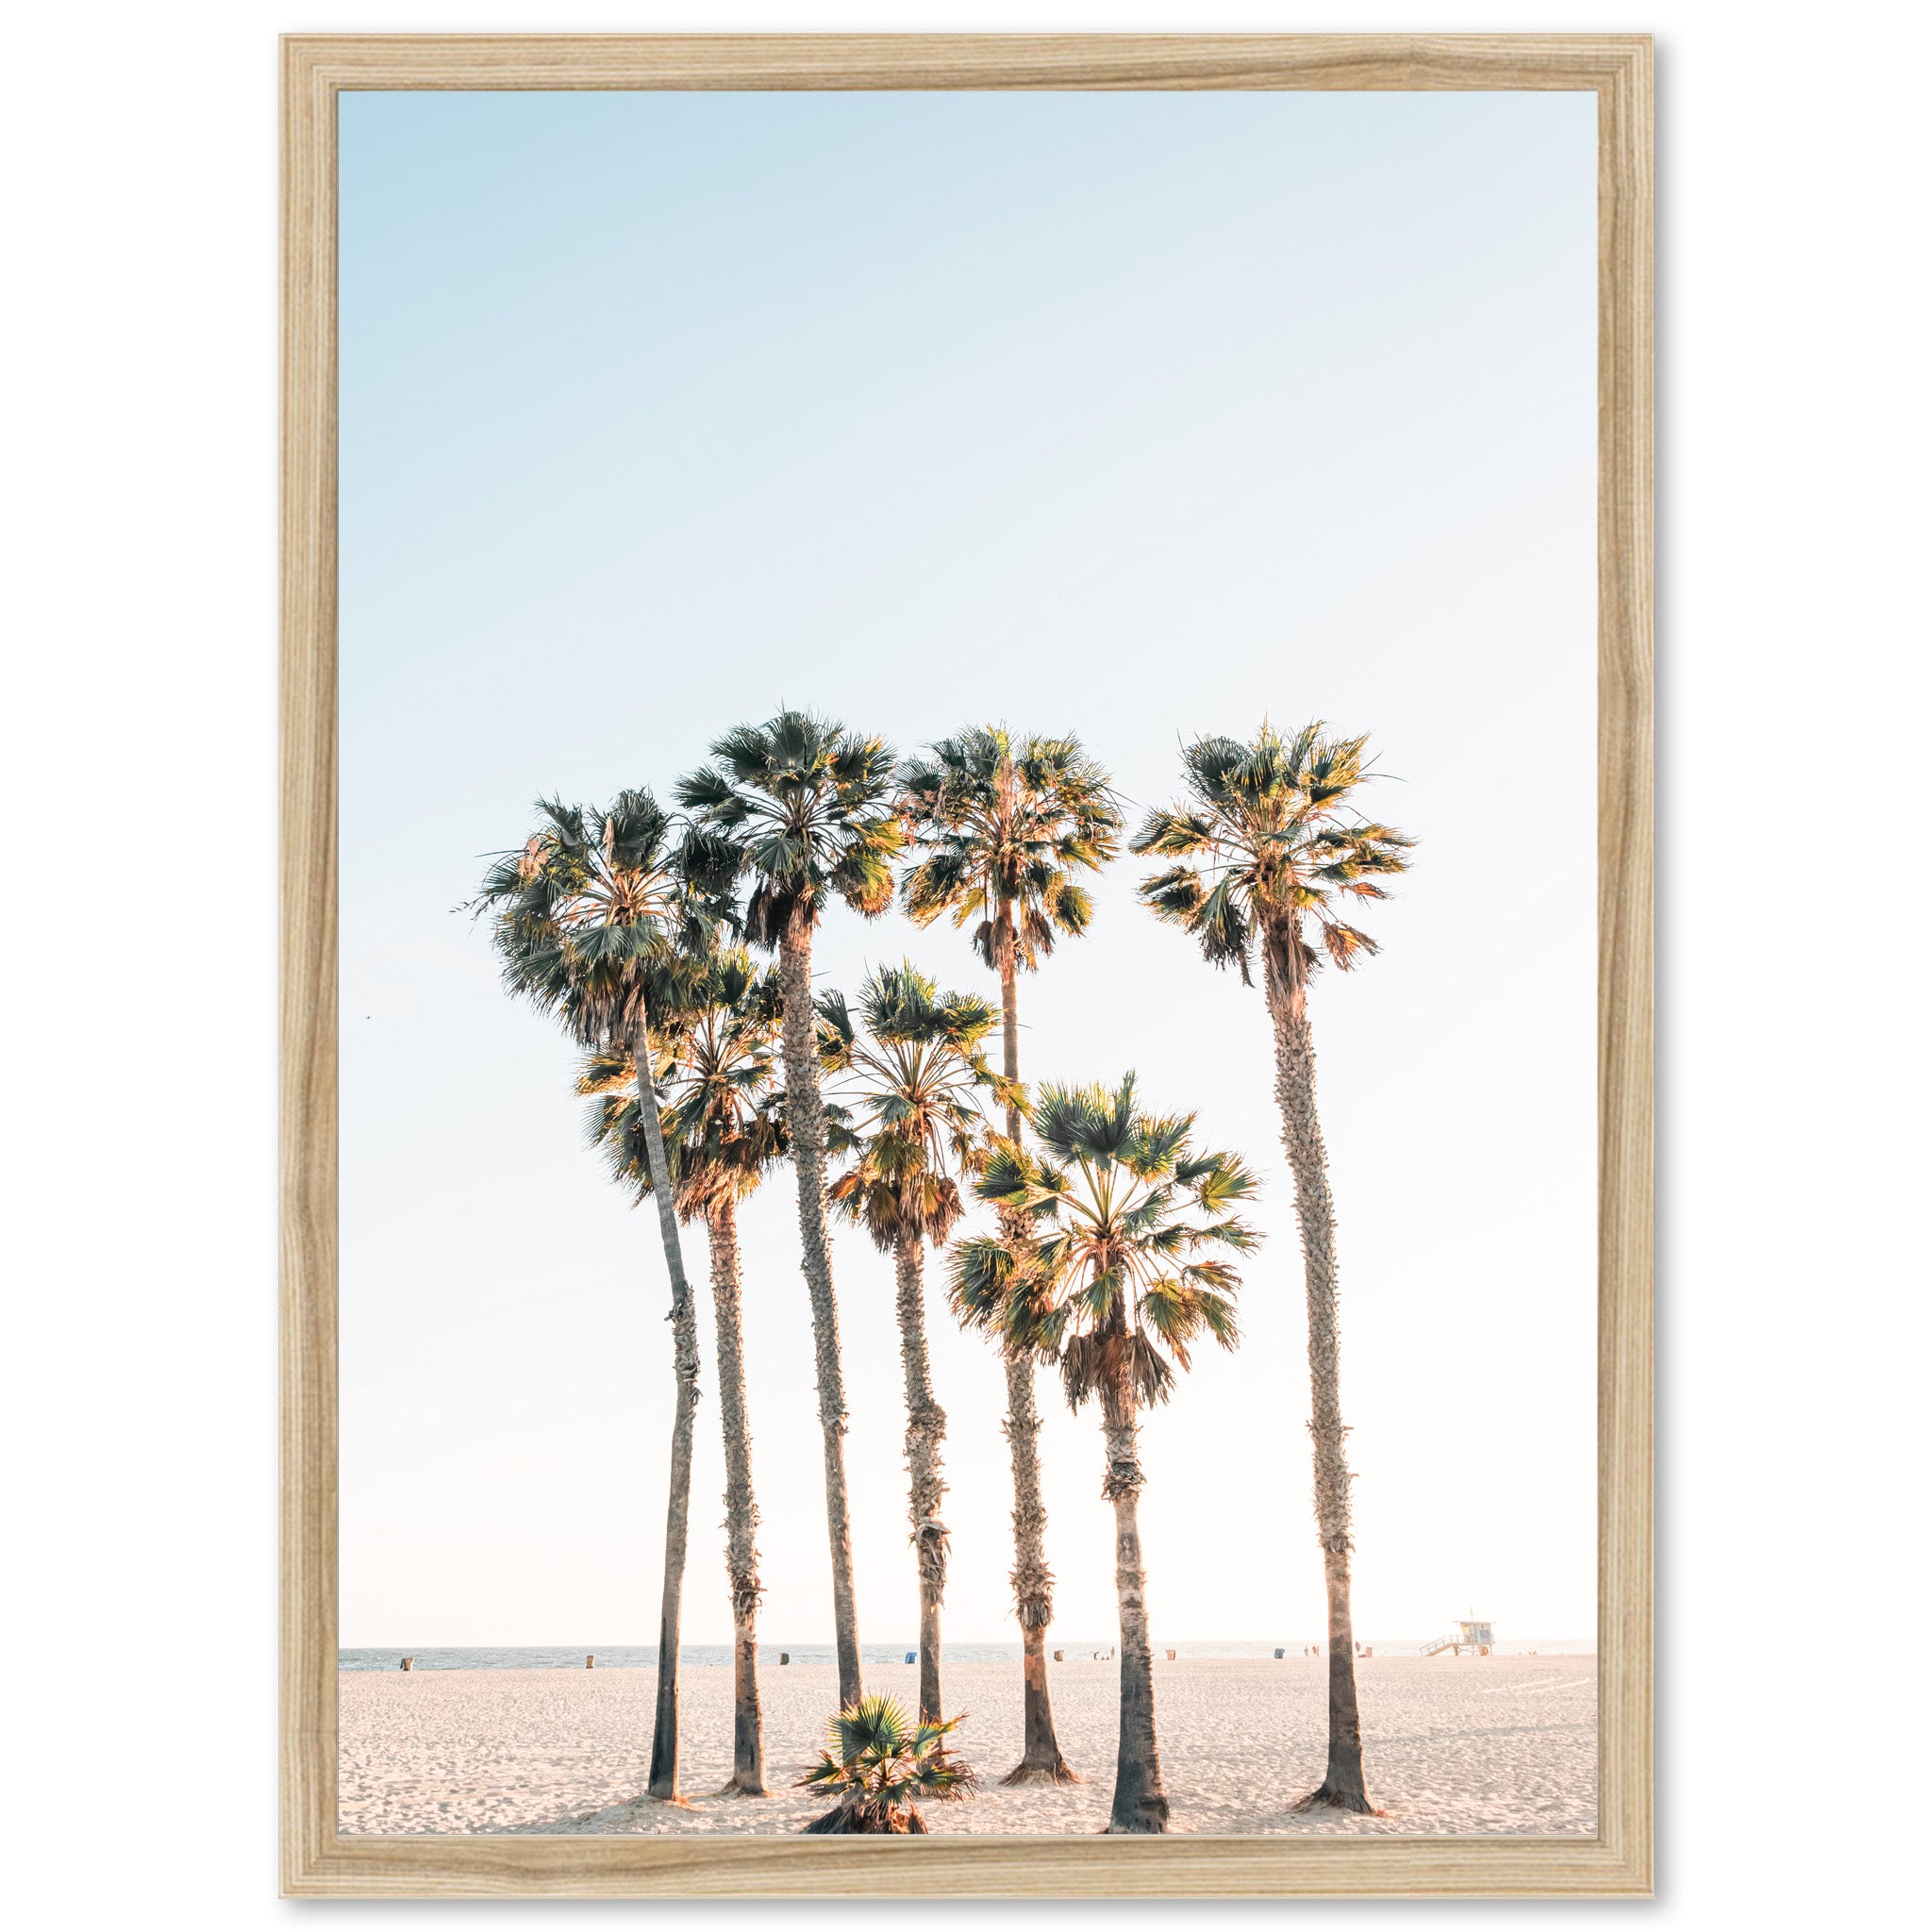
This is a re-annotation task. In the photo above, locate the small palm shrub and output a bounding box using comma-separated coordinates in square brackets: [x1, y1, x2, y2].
[799, 1695, 977, 1834]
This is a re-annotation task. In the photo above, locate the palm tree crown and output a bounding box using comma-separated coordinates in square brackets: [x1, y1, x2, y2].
[675, 709, 903, 943]
[579, 949, 786, 1222]
[899, 725, 1121, 974]
[953, 1074, 1257, 1411]
[475, 791, 734, 1045]
[1131, 723, 1413, 999]
[822, 962, 996, 1252]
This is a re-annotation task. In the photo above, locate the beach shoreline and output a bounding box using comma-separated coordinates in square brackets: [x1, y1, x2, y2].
[340, 1655, 1597, 1838]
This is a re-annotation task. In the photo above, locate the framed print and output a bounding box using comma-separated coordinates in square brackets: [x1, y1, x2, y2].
[282, 32, 1651, 1898]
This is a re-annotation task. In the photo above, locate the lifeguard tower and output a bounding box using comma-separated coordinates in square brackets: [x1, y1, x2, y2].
[1422, 1617, 1495, 1657]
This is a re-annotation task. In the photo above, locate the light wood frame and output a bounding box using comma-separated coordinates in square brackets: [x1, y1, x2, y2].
[282, 32, 1652, 1899]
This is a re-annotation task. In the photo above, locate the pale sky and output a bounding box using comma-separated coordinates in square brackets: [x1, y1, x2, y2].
[337, 88, 1598, 1650]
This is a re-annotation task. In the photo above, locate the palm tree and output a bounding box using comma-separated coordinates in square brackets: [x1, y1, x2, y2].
[952, 1075, 1257, 1834]
[1131, 722, 1413, 1814]
[475, 792, 735, 1804]
[581, 948, 786, 1796]
[821, 962, 996, 1723]
[897, 724, 1120, 1782]
[676, 710, 904, 1707]
[799, 1695, 977, 1835]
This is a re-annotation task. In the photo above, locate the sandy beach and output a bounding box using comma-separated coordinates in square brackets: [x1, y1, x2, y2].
[339, 1654, 1596, 1837]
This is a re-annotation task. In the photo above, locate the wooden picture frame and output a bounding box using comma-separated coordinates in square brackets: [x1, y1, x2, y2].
[282, 32, 1652, 1898]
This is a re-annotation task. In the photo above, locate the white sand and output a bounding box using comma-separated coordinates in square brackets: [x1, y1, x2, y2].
[339, 1654, 1596, 1837]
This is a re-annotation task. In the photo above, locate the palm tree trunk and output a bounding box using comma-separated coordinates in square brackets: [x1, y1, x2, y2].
[634, 1017, 699, 1804]
[1003, 1355, 1076, 1783]
[891, 1234, 948, 1721]
[777, 908, 863, 1707]
[994, 948, 1076, 1784]
[1099, 1387, 1169, 1834]
[1264, 957, 1374, 1814]
[706, 1195, 766, 1795]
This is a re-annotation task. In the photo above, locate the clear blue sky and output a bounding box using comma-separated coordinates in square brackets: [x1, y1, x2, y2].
[337, 88, 1599, 1648]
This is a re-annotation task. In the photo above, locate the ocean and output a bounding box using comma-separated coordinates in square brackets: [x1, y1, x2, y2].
[340, 1636, 1595, 1670]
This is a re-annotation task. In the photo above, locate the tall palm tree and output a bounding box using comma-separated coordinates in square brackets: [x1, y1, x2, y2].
[1131, 722, 1413, 1814]
[897, 724, 1120, 1782]
[475, 792, 734, 1804]
[581, 948, 786, 1796]
[820, 962, 996, 1723]
[952, 1075, 1257, 1834]
[676, 710, 904, 1707]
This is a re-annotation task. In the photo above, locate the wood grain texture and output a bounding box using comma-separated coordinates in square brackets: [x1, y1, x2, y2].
[280, 31, 1652, 1898]
[1592, 34, 1656, 1905]
[280, 32, 340, 1901]
[286, 30, 1644, 91]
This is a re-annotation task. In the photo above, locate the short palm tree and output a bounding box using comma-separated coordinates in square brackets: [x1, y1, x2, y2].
[1132, 722, 1412, 1813]
[821, 962, 996, 1723]
[676, 710, 904, 1707]
[475, 792, 734, 1803]
[952, 1075, 1257, 1834]
[799, 1695, 977, 1835]
[898, 724, 1120, 1782]
[582, 947, 786, 1796]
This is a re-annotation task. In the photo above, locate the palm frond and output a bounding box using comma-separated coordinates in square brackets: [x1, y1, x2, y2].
[945, 1073, 1257, 1411]
[1135, 723, 1414, 992]
[798, 1695, 976, 1833]
[678, 711, 901, 939]
[894, 724, 1122, 979]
